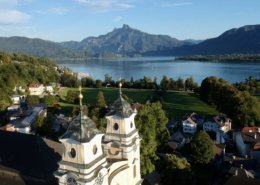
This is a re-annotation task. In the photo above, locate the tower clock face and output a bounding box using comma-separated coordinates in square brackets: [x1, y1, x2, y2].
[66, 177, 78, 185]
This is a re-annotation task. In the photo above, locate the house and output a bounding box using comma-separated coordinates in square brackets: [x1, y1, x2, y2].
[45, 85, 54, 94]
[13, 85, 26, 93]
[29, 83, 45, 96]
[168, 131, 186, 150]
[10, 95, 26, 105]
[6, 106, 46, 134]
[234, 127, 260, 162]
[182, 112, 198, 134]
[204, 114, 232, 144]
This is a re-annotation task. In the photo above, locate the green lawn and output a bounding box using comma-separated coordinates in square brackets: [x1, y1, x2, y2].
[59, 87, 217, 120]
[162, 92, 218, 119]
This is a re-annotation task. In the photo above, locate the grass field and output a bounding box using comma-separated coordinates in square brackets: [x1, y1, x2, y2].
[162, 92, 218, 119]
[59, 87, 218, 120]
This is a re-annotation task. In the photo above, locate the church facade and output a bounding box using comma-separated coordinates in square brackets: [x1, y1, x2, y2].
[54, 85, 142, 185]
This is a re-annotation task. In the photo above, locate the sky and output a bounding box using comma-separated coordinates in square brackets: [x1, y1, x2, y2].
[0, 0, 259, 42]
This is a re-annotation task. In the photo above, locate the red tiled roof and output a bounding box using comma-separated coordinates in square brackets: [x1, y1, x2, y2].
[28, 83, 43, 88]
[242, 127, 260, 133]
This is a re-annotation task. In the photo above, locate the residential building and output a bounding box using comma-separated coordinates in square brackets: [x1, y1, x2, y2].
[45, 85, 54, 94]
[234, 127, 260, 162]
[10, 95, 26, 105]
[204, 114, 232, 143]
[182, 112, 198, 134]
[29, 83, 44, 96]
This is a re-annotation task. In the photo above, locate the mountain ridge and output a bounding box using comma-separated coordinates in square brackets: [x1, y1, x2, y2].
[61, 24, 195, 55]
[0, 24, 260, 58]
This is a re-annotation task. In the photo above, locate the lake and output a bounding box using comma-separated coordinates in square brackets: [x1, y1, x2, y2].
[57, 57, 260, 84]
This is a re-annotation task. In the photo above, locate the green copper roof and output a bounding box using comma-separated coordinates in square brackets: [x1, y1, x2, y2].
[61, 109, 101, 143]
[107, 95, 134, 118]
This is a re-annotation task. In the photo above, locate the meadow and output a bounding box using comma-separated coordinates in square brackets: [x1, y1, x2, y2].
[59, 87, 218, 120]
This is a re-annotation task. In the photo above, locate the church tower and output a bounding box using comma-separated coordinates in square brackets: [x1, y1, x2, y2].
[103, 82, 142, 185]
[55, 87, 108, 185]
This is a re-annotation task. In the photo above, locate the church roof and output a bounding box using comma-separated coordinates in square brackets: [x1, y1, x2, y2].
[61, 109, 101, 143]
[107, 95, 134, 118]
[0, 131, 61, 184]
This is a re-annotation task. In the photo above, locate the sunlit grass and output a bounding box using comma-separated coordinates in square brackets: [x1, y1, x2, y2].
[59, 87, 218, 120]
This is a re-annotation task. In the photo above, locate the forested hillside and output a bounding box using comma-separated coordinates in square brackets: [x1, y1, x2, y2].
[0, 52, 60, 110]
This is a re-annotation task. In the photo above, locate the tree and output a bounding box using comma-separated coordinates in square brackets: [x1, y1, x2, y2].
[42, 95, 58, 107]
[189, 131, 214, 164]
[135, 102, 169, 175]
[66, 90, 79, 104]
[161, 154, 192, 185]
[27, 95, 40, 106]
[96, 91, 106, 107]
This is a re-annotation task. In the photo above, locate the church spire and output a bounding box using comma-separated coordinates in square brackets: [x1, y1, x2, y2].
[79, 86, 83, 107]
[61, 86, 101, 143]
[119, 81, 122, 96]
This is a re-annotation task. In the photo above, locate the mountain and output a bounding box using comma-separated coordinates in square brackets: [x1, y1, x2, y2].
[0, 36, 81, 58]
[61, 24, 195, 55]
[0, 24, 259, 58]
[174, 25, 260, 55]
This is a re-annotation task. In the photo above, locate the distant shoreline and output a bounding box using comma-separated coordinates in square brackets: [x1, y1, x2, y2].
[175, 54, 260, 63]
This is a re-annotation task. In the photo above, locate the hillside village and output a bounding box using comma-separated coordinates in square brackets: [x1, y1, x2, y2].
[0, 83, 260, 185]
[0, 52, 259, 185]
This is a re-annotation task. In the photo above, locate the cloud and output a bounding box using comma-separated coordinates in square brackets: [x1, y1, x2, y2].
[75, 0, 135, 12]
[0, 9, 30, 24]
[113, 16, 123, 22]
[161, 2, 193, 8]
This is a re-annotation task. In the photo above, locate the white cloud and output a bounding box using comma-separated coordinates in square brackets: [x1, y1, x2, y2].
[0, 9, 30, 24]
[113, 15, 123, 22]
[75, 0, 135, 12]
[161, 2, 193, 8]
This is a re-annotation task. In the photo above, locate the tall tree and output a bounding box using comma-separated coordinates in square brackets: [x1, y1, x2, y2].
[189, 131, 214, 164]
[135, 102, 169, 175]
[161, 154, 192, 185]
[96, 91, 106, 107]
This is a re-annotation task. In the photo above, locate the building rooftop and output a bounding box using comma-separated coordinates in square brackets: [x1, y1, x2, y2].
[61, 108, 101, 143]
[107, 95, 134, 118]
[224, 167, 260, 185]
[0, 131, 62, 184]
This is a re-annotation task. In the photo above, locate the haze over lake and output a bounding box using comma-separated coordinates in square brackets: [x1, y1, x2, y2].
[57, 57, 260, 84]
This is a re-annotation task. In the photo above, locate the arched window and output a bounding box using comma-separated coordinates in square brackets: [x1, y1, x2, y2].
[113, 123, 119, 130]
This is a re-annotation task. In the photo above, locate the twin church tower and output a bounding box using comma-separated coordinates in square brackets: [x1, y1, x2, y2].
[54, 84, 142, 185]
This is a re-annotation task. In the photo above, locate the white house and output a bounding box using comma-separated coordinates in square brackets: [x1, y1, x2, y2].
[29, 83, 45, 96]
[13, 85, 26, 93]
[182, 112, 198, 134]
[10, 95, 26, 105]
[10, 106, 46, 134]
[54, 85, 142, 185]
[45, 85, 54, 94]
[203, 114, 232, 144]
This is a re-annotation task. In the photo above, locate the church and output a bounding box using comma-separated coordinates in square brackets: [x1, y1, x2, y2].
[54, 84, 143, 185]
